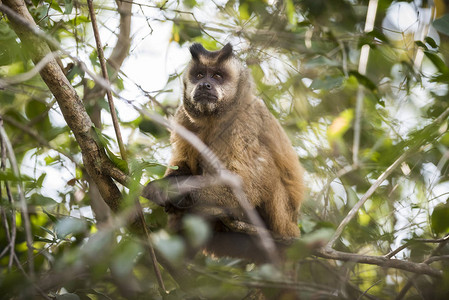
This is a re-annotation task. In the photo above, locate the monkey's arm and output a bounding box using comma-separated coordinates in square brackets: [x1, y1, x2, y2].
[142, 174, 244, 218]
[141, 160, 193, 207]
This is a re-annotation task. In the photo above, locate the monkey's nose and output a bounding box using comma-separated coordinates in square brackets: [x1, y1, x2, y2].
[199, 82, 212, 90]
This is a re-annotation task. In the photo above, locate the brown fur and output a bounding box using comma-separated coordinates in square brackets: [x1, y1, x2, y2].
[143, 43, 304, 261]
[166, 43, 304, 238]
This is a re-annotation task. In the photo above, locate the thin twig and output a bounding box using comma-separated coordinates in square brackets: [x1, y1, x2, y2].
[327, 151, 409, 249]
[328, 103, 449, 249]
[385, 234, 449, 259]
[87, 0, 127, 162]
[134, 200, 166, 292]
[314, 259, 379, 300]
[395, 236, 449, 300]
[353, 0, 379, 165]
[2, 115, 76, 163]
[0, 123, 17, 270]
[0, 118, 34, 278]
[86, 0, 164, 291]
[358, 280, 382, 300]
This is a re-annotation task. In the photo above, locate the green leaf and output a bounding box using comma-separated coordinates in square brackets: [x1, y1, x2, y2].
[305, 56, 340, 68]
[55, 294, 80, 300]
[310, 76, 344, 90]
[0, 171, 33, 182]
[139, 118, 169, 139]
[44, 155, 61, 166]
[66, 64, 84, 83]
[0, 22, 16, 41]
[43, 209, 58, 223]
[33, 5, 50, 20]
[425, 36, 438, 49]
[286, 239, 312, 260]
[69, 15, 90, 26]
[431, 202, 449, 234]
[48, 0, 63, 13]
[55, 217, 88, 239]
[64, 0, 73, 14]
[105, 147, 129, 173]
[34, 236, 55, 243]
[239, 3, 251, 20]
[433, 14, 449, 36]
[92, 126, 112, 148]
[284, 0, 296, 24]
[154, 235, 185, 265]
[348, 71, 377, 91]
[183, 0, 197, 8]
[415, 40, 428, 50]
[36, 173, 46, 188]
[39, 225, 56, 238]
[424, 50, 449, 74]
[327, 109, 354, 142]
[183, 215, 211, 248]
[29, 194, 58, 207]
[111, 240, 143, 277]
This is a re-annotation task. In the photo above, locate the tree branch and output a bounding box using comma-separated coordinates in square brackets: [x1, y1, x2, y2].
[315, 248, 441, 278]
[2, 0, 122, 212]
[327, 151, 409, 248]
[385, 234, 449, 259]
[2, 114, 76, 163]
[87, 0, 127, 162]
[0, 117, 34, 278]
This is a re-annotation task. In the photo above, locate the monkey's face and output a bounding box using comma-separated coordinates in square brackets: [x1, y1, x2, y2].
[183, 43, 243, 118]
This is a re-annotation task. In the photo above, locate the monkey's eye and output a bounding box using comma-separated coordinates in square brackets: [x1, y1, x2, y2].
[212, 73, 223, 80]
[196, 72, 204, 79]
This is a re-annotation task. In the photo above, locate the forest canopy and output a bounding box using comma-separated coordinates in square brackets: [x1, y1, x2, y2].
[1, 0, 449, 299]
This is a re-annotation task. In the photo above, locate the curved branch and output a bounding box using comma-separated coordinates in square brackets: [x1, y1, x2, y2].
[314, 248, 441, 278]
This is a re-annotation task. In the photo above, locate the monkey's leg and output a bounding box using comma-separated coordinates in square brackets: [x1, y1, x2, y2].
[188, 184, 247, 220]
[263, 185, 300, 237]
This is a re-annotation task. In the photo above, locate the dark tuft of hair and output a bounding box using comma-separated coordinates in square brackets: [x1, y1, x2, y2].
[217, 43, 233, 63]
[189, 43, 234, 63]
[189, 43, 207, 61]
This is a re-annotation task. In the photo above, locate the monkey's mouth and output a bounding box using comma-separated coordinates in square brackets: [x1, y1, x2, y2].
[193, 92, 218, 103]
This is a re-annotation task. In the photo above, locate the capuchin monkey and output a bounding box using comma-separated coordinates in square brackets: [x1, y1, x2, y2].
[143, 43, 304, 262]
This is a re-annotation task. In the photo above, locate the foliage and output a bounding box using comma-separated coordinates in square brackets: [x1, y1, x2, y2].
[1, 0, 449, 299]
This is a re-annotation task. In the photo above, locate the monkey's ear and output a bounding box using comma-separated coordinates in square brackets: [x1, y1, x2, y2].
[189, 43, 206, 61]
[217, 43, 233, 63]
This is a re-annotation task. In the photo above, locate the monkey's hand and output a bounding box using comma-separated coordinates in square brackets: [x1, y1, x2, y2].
[142, 179, 171, 207]
[142, 177, 196, 210]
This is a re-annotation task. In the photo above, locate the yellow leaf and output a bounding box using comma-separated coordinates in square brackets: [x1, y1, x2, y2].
[327, 109, 354, 142]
